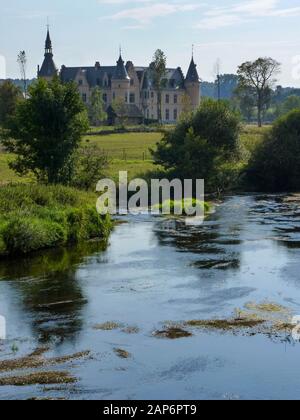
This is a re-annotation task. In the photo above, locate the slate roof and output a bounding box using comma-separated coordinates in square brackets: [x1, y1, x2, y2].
[185, 57, 200, 83]
[38, 29, 57, 78]
[39, 55, 57, 78]
[60, 63, 187, 90]
[112, 55, 130, 80]
[108, 104, 143, 118]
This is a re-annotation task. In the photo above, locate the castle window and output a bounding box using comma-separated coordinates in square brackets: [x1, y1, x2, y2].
[103, 93, 107, 103]
[166, 94, 170, 104]
[174, 94, 178, 104]
[166, 109, 170, 121]
[130, 79, 134, 86]
[151, 92, 154, 99]
[82, 93, 87, 103]
[113, 92, 116, 100]
[174, 109, 178, 121]
[78, 80, 83, 86]
[130, 93, 135, 104]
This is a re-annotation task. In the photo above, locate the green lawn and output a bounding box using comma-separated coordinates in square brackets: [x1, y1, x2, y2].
[0, 153, 32, 185]
[83, 132, 163, 181]
[0, 126, 269, 185]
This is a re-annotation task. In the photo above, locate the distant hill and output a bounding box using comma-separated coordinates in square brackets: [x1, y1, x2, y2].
[202, 74, 239, 99]
[0, 79, 36, 89]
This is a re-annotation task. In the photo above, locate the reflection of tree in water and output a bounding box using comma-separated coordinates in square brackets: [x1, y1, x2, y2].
[0, 241, 108, 344]
[154, 202, 244, 271]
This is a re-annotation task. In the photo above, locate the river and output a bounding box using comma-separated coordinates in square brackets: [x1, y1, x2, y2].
[0, 194, 300, 400]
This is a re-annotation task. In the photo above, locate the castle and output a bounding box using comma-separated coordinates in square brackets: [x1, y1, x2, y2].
[38, 29, 201, 124]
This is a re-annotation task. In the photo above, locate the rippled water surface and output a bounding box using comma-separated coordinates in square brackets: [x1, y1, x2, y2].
[1, 195, 300, 400]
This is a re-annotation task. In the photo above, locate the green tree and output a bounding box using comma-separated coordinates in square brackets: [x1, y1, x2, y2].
[88, 87, 107, 126]
[111, 97, 127, 128]
[72, 144, 108, 190]
[2, 77, 89, 184]
[234, 85, 256, 123]
[280, 95, 300, 116]
[248, 110, 300, 191]
[152, 99, 241, 189]
[149, 50, 167, 124]
[0, 80, 22, 125]
[237, 57, 280, 127]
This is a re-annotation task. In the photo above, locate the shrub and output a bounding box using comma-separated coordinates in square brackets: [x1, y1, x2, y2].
[0, 184, 112, 256]
[247, 110, 300, 191]
[152, 99, 241, 192]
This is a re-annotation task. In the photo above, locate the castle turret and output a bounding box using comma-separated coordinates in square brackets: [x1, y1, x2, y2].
[38, 28, 57, 81]
[185, 56, 200, 110]
[111, 52, 130, 103]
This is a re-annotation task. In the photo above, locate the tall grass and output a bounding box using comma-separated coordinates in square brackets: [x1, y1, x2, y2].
[0, 184, 112, 256]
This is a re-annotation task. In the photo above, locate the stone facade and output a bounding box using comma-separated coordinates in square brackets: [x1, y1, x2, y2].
[39, 30, 201, 124]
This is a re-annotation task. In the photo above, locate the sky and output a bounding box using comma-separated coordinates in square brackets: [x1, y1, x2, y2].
[1, 0, 300, 86]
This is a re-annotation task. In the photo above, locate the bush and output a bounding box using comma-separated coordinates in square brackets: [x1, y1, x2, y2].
[247, 110, 300, 191]
[0, 184, 112, 256]
[152, 99, 241, 192]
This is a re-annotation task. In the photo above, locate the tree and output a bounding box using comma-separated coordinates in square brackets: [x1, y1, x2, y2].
[111, 97, 127, 128]
[237, 57, 280, 127]
[234, 85, 256, 123]
[149, 50, 167, 124]
[72, 144, 108, 190]
[152, 99, 241, 189]
[180, 93, 193, 118]
[213, 59, 222, 101]
[2, 77, 89, 184]
[248, 110, 300, 191]
[17, 51, 27, 98]
[281, 95, 300, 116]
[0, 80, 22, 125]
[88, 87, 107, 126]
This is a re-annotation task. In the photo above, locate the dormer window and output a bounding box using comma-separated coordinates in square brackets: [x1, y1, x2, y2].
[78, 80, 83, 86]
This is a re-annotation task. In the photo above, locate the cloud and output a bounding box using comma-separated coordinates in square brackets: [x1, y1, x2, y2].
[196, 0, 300, 30]
[102, 1, 202, 24]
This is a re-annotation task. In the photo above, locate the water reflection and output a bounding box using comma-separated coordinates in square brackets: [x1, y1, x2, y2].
[0, 241, 107, 344]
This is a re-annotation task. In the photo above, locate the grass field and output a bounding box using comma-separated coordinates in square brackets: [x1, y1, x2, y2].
[83, 131, 163, 181]
[0, 126, 269, 185]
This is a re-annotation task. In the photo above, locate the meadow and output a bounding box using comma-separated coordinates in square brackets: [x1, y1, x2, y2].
[0, 126, 269, 185]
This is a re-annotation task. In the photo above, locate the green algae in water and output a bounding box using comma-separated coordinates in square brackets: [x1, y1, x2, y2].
[154, 327, 193, 339]
[153, 199, 211, 216]
[93, 321, 124, 331]
[0, 349, 90, 372]
[0, 371, 76, 386]
[114, 348, 131, 359]
[185, 319, 265, 330]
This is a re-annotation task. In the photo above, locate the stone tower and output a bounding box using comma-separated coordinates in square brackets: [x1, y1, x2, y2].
[185, 56, 200, 110]
[38, 28, 57, 81]
[111, 52, 130, 103]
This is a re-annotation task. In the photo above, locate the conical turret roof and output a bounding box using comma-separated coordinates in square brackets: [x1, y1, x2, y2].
[186, 57, 200, 83]
[113, 54, 130, 80]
